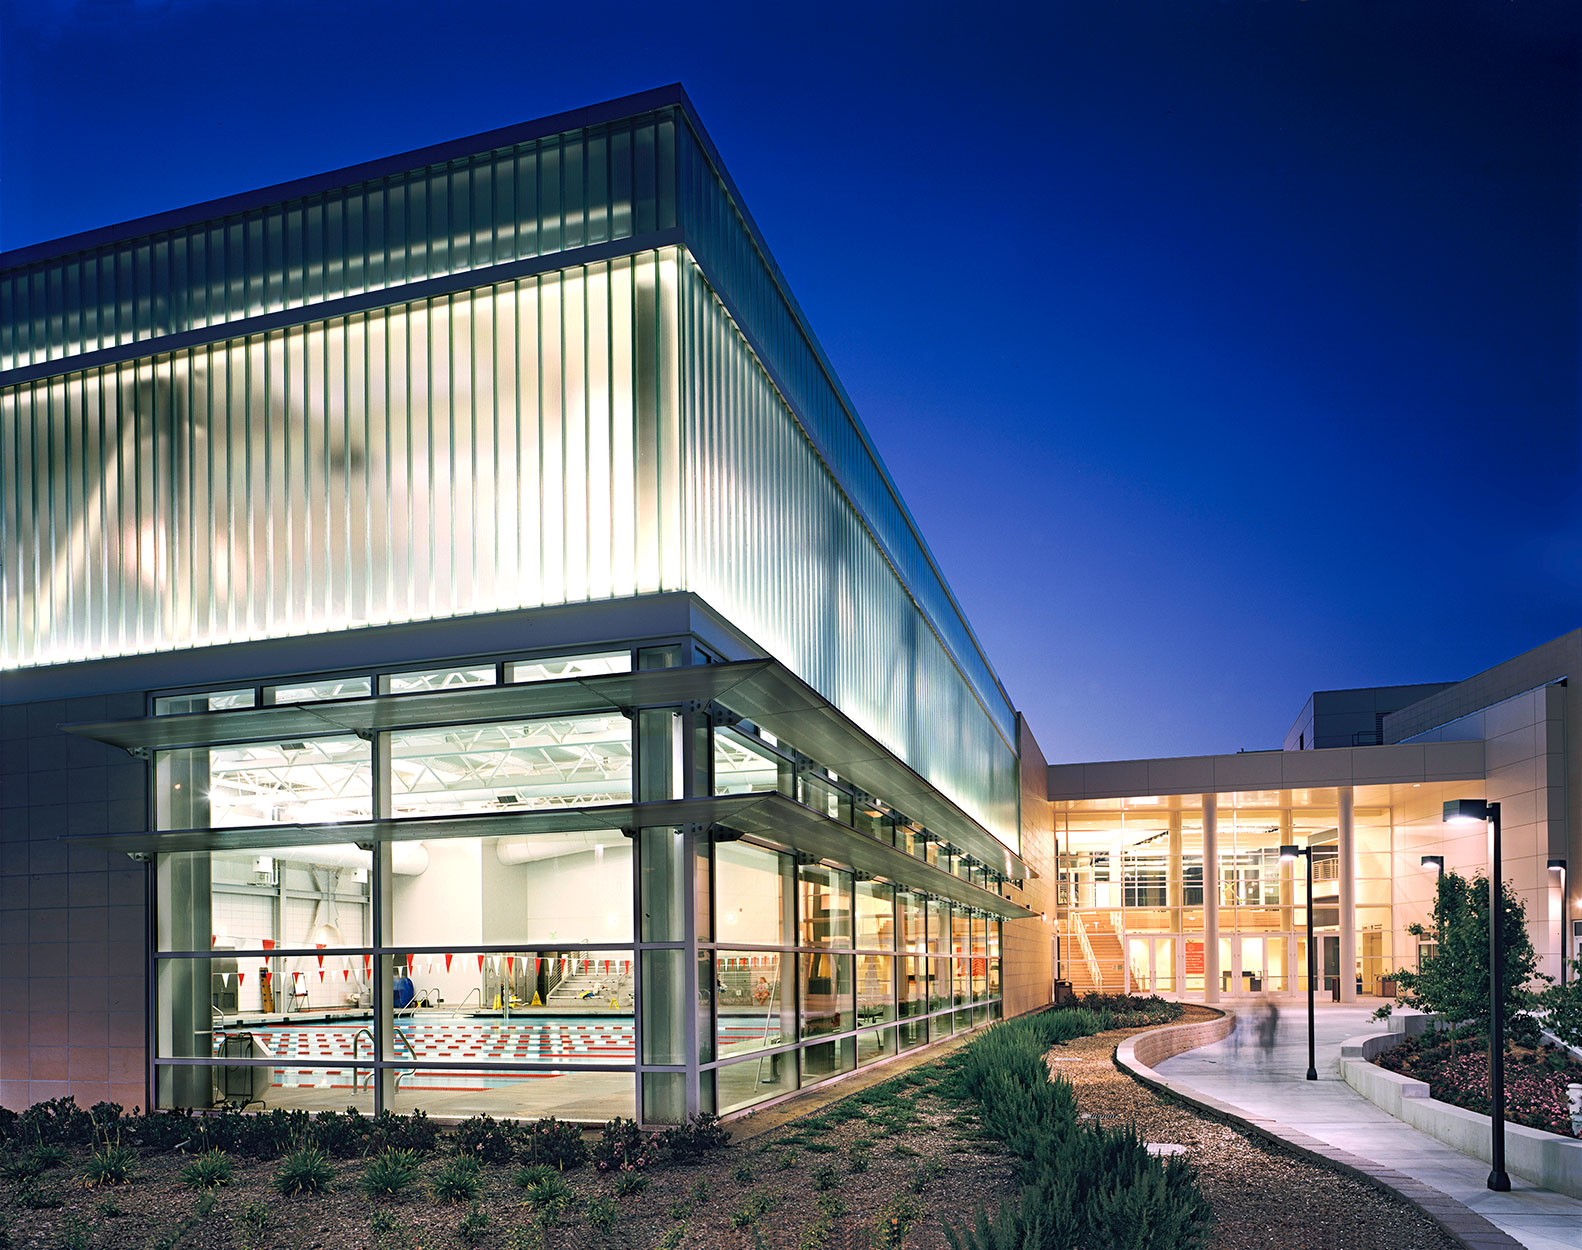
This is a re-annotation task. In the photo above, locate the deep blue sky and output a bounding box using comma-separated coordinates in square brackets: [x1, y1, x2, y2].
[4, 0, 1578, 763]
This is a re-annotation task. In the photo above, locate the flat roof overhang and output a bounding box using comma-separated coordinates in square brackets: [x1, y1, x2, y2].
[60, 657, 1026, 882]
[59, 790, 1032, 920]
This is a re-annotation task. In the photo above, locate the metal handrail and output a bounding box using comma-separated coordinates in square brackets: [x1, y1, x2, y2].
[1073, 917, 1101, 990]
[351, 1024, 421, 1091]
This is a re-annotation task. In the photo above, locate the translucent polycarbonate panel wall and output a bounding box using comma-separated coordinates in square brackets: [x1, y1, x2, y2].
[1, 112, 679, 372]
[674, 124, 1014, 749]
[0, 251, 683, 666]
[676, 256, 1019, 845]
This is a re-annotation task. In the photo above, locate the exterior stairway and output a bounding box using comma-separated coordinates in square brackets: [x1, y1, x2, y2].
[1066, 913, 1127, 995]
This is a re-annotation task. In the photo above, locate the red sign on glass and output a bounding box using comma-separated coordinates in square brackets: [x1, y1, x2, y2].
[1184, 942, 1205, 975]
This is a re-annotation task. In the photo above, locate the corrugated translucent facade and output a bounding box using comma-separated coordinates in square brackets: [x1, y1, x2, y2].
[2, 252, 683, 663]
[0, 93, 1020, 846]
[0, 113, 679, 372]
[678, 257, 1018, 839]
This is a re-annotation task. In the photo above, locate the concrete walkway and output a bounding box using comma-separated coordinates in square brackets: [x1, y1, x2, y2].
[1151, 1003, 1582, 1250]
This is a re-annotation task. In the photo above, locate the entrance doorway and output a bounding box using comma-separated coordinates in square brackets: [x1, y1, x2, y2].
[1127, 937, 1175, 993]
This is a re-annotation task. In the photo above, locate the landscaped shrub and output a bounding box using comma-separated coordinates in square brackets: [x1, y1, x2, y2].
[517, 1116, 589, 1169]
[430, 1154, 483, 1203]
[522, 1172, 577, 1215]
[1376, 1031, 1582, 1136]
[1075, 992, 1184, 1028]
[273, 1144, 334, 1196]
[312, 1107, 372, 1158]
[451, 1114, 515, 1164]
[659, 1112, 730, 1161]
[943, 1008, 1213, 1250]
[82, 1143, 136, 1187]
[591, 1117, 660, 1172]
[359, 1148, 422, 1197]
[369, 1108, 439, 1155]
[180, 1150, 234, 1189]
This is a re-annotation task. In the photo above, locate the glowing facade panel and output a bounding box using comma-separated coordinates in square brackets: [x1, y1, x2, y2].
[0, 112, 678, 371]
[677, 257, 1018, 843]
[1, 252, 683, 666]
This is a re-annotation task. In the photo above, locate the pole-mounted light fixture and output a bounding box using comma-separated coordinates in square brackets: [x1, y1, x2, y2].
[1443, 798, 1509, 1192]
[1420, 854, 1445, 874]
[1551, 859, 1569, 987]
[1280, 843, 1318, 1081]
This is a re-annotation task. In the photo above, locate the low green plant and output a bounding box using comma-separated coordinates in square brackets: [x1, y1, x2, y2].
[180, 1149, 233, 1189]
[15, 1180, 63, 1209]
[817, 1192, 847, 1219]
[58, 1215, 91, 1250]
[273, 1144, 333, 1196]
[731, 1162, 755, 1186]
[846, 1146, 869, 1174]
[656, 1223, 687, 1250]
[614, 1170, 649, 1196]
[452, 1114, 516, 1165]
[802, 1139, 838, 1154]
[515, 1162, 557, 1188]
[667, 1198, 693, 1219]
[95, 1195, 126, 1218]
[238, 1200, 270, 1231]
[369, 1209, 414, 1250]
[586, 1196, 619, 1232]
[692, 1176, 712, 1205]
[891, 1142, 919, 1157]
[29, 1144, 68, 1170]
[812, 1164, 838, 1191]
[459, 1206, 491, 1244]
[517, 1116, 589, 1169]
[523, 1172, 577, 1215]
[876, 1195, 923, 1248]
[941, 1008, 1213, 1250]
[776, 1148, 798, 1170]
[430, 1154, 482, 1204]
[83, 1142, 136, 1186]
[195, 1190, 219, 1218]
[659, 1112, 731, 1161]
[730, 1189, 782, 1227]
[907, 1159, 942, 1193]
[361, 1148, 421, 1197]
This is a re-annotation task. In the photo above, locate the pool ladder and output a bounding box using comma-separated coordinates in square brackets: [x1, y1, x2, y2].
[352, 1025, 419, 1092]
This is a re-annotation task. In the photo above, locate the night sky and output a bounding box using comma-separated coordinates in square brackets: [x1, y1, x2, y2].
[3, 0, 1578, 763]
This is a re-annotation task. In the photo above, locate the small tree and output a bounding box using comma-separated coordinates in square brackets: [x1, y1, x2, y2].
[1390, 869, 1541, 1055]
[1540, 958, 1582, 1052]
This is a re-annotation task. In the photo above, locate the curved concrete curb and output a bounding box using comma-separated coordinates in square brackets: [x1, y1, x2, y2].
[1115, 1015, 1523, 1250]
[1340, 1029, 1582, 1199]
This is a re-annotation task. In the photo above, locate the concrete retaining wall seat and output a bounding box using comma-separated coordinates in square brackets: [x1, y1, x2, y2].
[1340, 1031, 1582, 1199]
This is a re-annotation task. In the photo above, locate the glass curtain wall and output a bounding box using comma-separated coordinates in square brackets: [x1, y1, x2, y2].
[1056, 791, 1396, 999]
[148, 651, 1006, 1123]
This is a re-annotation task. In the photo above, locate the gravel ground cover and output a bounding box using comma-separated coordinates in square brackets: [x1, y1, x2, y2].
[1065, 1006, 1464, 1250]
[1, 1007, 1472, 1250]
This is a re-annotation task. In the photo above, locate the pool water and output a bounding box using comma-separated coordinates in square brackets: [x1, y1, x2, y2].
[215, 1014, 779, 1090]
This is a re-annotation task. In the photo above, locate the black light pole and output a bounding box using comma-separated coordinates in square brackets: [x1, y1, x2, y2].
[1280, 844, 1317, 1081]
[1551, 860, 1569, 987]
[1444, 799, 1510, 1192]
